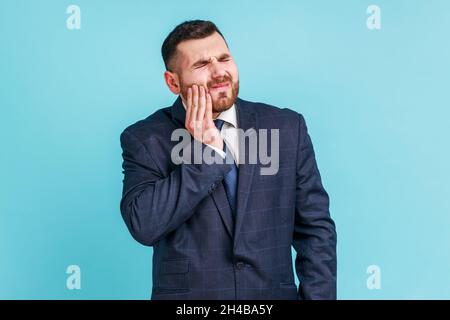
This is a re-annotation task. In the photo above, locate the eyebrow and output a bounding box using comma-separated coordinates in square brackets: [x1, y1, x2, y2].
[191, 53, 231, 68]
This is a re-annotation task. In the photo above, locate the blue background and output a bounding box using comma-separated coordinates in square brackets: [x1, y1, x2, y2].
[1, 0, 449, 299]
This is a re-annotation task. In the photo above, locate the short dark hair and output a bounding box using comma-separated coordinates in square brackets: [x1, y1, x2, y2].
[161, 20, 227, 71]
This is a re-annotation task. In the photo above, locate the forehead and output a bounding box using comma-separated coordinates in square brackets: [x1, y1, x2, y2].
[176, 32, 230, 67]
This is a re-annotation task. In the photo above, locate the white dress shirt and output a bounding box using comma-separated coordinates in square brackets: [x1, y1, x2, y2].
[181, 98, 239, 166]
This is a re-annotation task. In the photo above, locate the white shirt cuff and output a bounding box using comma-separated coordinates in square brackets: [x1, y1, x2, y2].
[206, 144, 226, 158]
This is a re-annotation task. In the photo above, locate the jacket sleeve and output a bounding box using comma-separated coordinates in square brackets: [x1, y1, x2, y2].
[119, 129, 232, 246]
[292, 114, 337, 300]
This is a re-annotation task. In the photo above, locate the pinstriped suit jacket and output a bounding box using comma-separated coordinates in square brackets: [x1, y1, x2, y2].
[120, 96, 337, 300]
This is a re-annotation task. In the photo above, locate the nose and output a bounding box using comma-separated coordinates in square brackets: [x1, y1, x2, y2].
[209, 57, 227, 79]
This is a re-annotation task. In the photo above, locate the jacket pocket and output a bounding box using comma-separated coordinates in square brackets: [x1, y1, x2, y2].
[154, 259, 190, 293]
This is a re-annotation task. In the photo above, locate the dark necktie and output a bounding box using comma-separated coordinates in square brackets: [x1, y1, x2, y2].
[213, 119, 238, 215]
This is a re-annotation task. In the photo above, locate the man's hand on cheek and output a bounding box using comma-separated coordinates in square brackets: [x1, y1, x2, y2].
[184, 84, 223, 151]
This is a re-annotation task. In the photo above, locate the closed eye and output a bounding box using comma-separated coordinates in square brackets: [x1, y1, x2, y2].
[192, 54, 232, 69]
[218, 54, 232, 62]
[195, 63, 208, 69]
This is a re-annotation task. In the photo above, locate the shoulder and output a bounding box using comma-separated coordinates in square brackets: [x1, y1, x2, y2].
[120, 106, 173, 144]
[237, 97, 306, 128]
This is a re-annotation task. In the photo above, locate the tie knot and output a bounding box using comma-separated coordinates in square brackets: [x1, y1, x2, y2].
[214, 119, 225, 131]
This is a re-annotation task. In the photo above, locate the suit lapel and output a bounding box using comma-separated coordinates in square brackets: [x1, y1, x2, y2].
[211, 97, 258, 243]
[233, 98, 257, 249]
[210, 183, 234, 239]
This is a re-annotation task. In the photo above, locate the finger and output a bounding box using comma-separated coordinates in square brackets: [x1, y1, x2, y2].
[205, 92, 213, 125]
[190, 84, 198, 128]
[197, 86, 206, 122]
[185, 87, 192, 125]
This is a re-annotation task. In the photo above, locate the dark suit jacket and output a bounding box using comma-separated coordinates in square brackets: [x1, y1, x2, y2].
[120, 96, 337, 300]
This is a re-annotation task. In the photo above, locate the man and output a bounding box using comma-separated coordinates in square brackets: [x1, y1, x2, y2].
[120, 20, 337, 300]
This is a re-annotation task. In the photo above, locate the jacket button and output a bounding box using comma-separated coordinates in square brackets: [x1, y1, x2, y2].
[236, 262, 245, 270]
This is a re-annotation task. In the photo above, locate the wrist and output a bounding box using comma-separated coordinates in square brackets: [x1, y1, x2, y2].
[209, 138, 223, 151]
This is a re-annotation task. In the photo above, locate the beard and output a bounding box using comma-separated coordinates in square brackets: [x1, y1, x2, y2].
[180, 75, 239, 113]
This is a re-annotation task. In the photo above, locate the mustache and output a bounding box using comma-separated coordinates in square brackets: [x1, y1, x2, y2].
[207, 76, 233, 88]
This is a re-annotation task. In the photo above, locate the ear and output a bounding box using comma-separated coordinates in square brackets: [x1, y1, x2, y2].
[164, 71, 181, 95]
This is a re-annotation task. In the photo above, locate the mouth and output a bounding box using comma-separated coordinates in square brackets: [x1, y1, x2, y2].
[210, 82, 229, 91]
